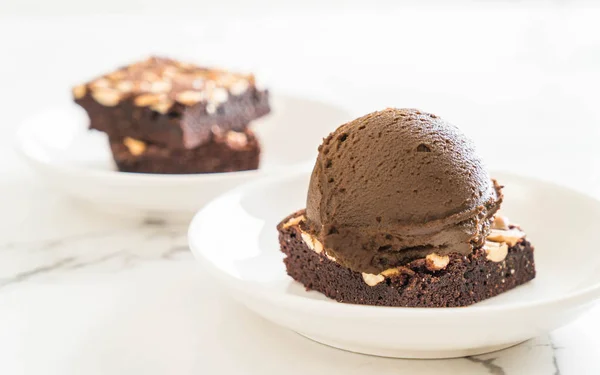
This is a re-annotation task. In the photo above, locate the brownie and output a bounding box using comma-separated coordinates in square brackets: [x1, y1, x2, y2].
[278, 210, 536, 308]
[73, 57, 270, 150]
[109, 128, 260, 174]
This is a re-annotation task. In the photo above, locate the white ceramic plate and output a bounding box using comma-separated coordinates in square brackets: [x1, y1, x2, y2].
[189, 168, 600, 359]
[16, 95, 351, 221]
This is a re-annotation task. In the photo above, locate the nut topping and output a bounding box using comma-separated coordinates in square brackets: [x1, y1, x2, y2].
[123, 137, 147, 156]
[134, 93, 162, 107]
[206, 103, 217, 114]
[90, 78, 111, 89]
[141, 71, 160, 82]
[74, 57, 260, 111]
[425, 253, 450, 271]
[283, 215, 305, 229]
[362, 273, 385, 287]
[225, 131, 248, 150]
[192, 79, 204, 89]
[230, 80, 250, 96]
[149, 80, 172, 93]
[484, 241, 509, 262]
[72, 85, 87, 99]
[176, 90, 204, 106]
[361, 266, 416, 286]
[91, 88, 121, 107]
[72, 57, 262, 114]
[292, 220, 336, 261]
[491, 215, 510, 230]
[380, 268, 400, 277]
[300, 231, 323, 254]
[487, 228, 525, 247]
[107, 70, 126, 81]
[210, 87, 229, 104]
[150, 99, 174, 114]
[115, 80, 134, 93]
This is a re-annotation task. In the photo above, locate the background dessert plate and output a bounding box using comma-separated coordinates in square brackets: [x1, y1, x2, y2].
[16, 95, 351, 221]
[189, 168, 600, 359]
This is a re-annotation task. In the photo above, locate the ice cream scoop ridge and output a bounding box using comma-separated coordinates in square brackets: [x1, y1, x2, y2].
[304, 108, 503, 274]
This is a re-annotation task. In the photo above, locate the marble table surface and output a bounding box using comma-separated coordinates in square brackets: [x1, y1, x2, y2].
[3, 5, 600, 374]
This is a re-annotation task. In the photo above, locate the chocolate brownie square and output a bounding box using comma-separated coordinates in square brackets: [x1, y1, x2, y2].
[73, 57, 270, 149]
[278, 210, 536, 308]
[109, 128, 260, 174]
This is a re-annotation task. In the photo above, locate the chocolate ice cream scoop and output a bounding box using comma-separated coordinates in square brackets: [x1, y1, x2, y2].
[304, 108, 502, 274]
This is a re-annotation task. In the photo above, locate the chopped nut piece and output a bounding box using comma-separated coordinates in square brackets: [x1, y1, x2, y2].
[204, 80, 217, 91]
[381, 268, 401, 277]
[139, 81, 152, 92]
[295, 224, 337, 261]
[491, 215, 510, 230]
[487, 228, 525, 247]
[162, 66, 178, 78]
[210, 88, 229, 104]
[123, 137, 146, 156]
[90, 78, 111, 89]
[283, 215, 305, 229]
[484, 241, 509, 262]
[230, 80, 250, 96]
[362, 266, 415, 286]
[176, 90, 204, 106]
[149, 80, 172, 93]
[206, 103, 217, 114]
[312, 237, 324, 254]
[192, 78, 204, 89]
[141, 71, 160, 82]
[72, 85, 87, 99]
[425, 253, 450, 271]
[225, 131, 248, 149]
[91, 88, 121, 107]
[362, 272, 385, 287]
[150, 99, 174, 114]
[115, 80, 134, 93]
[107, 70, 126, 81]
[383, 266, 415, 277]
[300, 231, 323, 254]
[134, 93, 161, 107]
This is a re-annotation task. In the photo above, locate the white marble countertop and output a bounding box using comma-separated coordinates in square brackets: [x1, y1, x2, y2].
[2, 4, 600, 374]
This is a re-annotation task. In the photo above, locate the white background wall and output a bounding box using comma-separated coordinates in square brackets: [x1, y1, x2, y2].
[2, 1, 600, 192]
[0, 0, 550, 16]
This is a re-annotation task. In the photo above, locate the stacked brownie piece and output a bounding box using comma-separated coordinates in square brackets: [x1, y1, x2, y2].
[73, 57, 270, 174]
